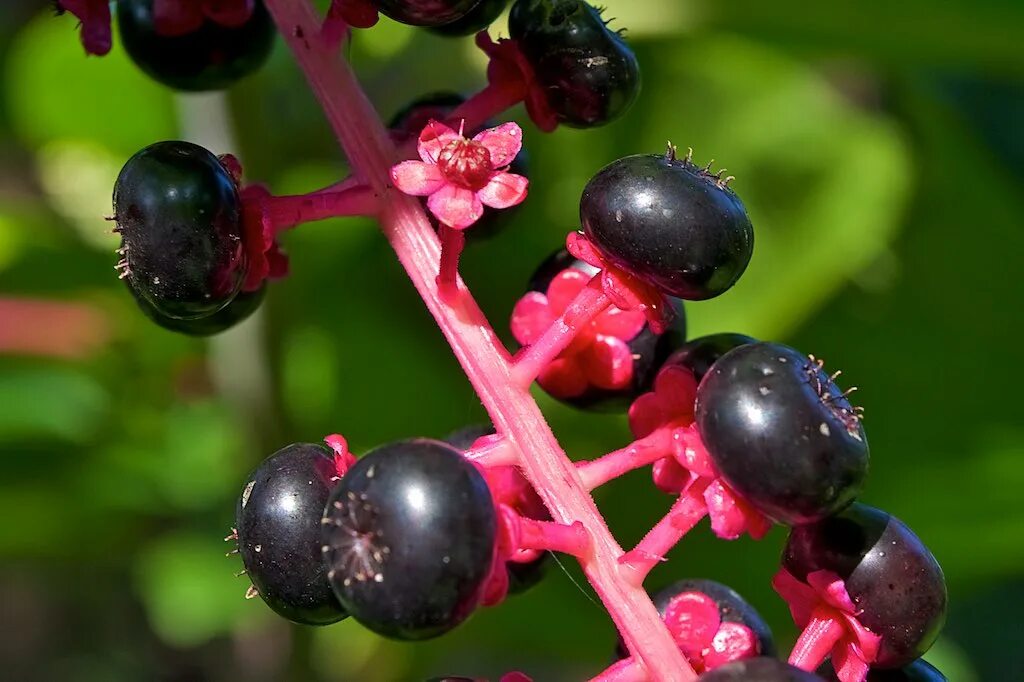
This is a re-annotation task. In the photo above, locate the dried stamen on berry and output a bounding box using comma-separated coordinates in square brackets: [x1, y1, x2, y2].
[803, 354, 864, 438]
[323, 492, 390, 586]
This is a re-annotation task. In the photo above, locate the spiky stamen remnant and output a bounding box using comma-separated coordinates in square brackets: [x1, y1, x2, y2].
[804, 355, 863, 437]
[322, 491, 390, 587]
[665, 142, 735, 189]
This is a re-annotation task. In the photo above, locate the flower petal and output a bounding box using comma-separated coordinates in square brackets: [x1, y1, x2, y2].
[473, 122, 523, 167]
[477, 172, 529, 209]
[510, 291, 554, 345]
[582, 334, 635, 390]
[417, 120, 461, 163]
[537, 357, 588, 398]
[390, 160, 445, 196]
[427, 184, 483, 230]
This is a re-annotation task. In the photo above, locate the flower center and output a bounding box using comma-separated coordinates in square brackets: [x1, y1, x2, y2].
[437, 139, 494, 190]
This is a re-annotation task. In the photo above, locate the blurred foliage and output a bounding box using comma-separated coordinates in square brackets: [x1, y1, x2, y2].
[0, 0, 1021, 680]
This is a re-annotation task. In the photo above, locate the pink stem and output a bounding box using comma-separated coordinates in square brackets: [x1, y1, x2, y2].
[516, 517, 591, 558]
[262, 185, 380, 233]
[447, 80, 527, 134]
[437, 224, 466, 301]
[619, 479, 711, 587]
[577, 428, 675, 491]
[511, 274, 612, 386]
[591, 657, 648, 682]
[464, 437, 519, 467]
[262, 3, 695, 679]
[788, 609, 845, 672]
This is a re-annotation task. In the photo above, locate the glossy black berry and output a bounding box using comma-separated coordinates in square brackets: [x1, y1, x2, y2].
[509, 0, 640, 127]
[372, 0, 483, 27]
[114, 141, 247, 320]
[117, 0, 275, 91]
[235, 443, 346, 626]
[429, 0, 509, 35]
[616, 579, 775, 660]
[521, 249, 687, 411]
[783, 504, 948, 669]
[133, 284, 265, 336]
[664, 333, 758, 384]
[698, 658, 825, 681]
[580, 150, 754, 300]
[819, 659, 946, 681]
[695, 342, 868, 525]
[322, 439, 496, 640]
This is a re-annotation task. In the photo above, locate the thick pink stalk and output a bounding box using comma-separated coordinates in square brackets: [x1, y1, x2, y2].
[262, 2, 694, 679]
[577, 428, 675, 491]
[592, 657, 649, 682]
[263, 185, 380, 232]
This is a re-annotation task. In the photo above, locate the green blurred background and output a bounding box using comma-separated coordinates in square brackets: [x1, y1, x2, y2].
[0, 1, 1021, 680]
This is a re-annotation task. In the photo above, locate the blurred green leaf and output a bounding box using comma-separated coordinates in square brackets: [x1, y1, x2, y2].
[0, 365, 109, 442]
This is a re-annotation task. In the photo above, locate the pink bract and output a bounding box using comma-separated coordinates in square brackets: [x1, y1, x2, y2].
[475, 32, 558, 133]
[58, 0, 112, 56]
[390, 120, 529, 230]
[239, 184, 290, 290]
[510, 266, 646, 399]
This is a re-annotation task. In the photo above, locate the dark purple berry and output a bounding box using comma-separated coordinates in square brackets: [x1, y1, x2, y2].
[698, 657, 825, 681]
[664, 333, 758, 384]
[235, 443, 346, 625]
[783, 504, 948, 669]
[371, 0, 484, 27]
[114, 141, 247, 320]
[322, 439, 496, 640]
[580, 150, 754, 300]
[819, 659, 946, 681]
[695, 342, 868, 525]
[133, 284, 265, 336]
[509, 0, 640, 128]
[616, 579, 775, 660]
[443, 423, 495, 451]
[117, 0, 275, 91]
[429, 0, 509, 35]
[519, 249, 687, 411]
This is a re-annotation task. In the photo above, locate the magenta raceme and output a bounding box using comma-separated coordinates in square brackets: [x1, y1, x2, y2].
[59, 0, 950, 680]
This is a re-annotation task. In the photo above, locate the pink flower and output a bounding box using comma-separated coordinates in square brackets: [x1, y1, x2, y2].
[510, 265, 647, 398]
[390, 120, 529, 230]
[57, 0, 112, 56]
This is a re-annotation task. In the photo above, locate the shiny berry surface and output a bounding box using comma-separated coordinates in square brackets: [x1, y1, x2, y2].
[698, 657, 825, 681]
[322, 439, 496, 640]
[117, 0, 275, 91]
[783, 504, 948, 668]
[509, 0, 640, 127]
[820, 659, 946, 681]
[235, 443, 346, 625]
[114, 141, 246, 320]
[580, 151, 754, 300]
[133, 285, 265, 336]
[429, 0, 509, 35]
[372, 0, 483, 27]
[695, 342, 868, 525]
[664, 333, 758, 384]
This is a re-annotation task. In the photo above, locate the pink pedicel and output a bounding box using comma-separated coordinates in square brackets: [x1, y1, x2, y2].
[662, 591, 759, 672]
[238, 186, 290, 291]
[57, 0, 112, 55]
[774, 568, 881, 682]
[391, 120, 529, 230]
[511, 265, 646, 398]
[475, 32, 558, 132]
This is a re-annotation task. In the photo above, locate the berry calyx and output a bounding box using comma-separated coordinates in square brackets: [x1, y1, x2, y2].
[580, 148, 754, 300]
[235, 443, 347, 625]
[508, 0, 640, 128]
[510, 249, 687, 410]
[698, 658, 826, 681]
[116, 0, 276, 91]
[371, 0, 484, 27]
[113, 141, 248, 320]
[429, 0, 509, 36]
[781, 504, 948, 669]
[695, 342, 869, 525]
[322, 439, 497, 640]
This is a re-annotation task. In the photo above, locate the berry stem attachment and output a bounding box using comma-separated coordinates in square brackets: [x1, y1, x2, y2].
[511, 274, 612, 386]
[259, 185, 381, 233]
[447, 80, 527, 135]
[577, 428, 675, 491]
[464, 436, 519, 468]
[787, 608, 846, 672]
[513, 515, 592, 558]
[262, 2, 694, 678]
[619, 478, 712, 586]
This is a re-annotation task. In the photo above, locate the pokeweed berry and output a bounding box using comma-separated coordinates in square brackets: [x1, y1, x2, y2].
[695, 342, 869, 525]
[698, 658, 826, 681]
[782, 504, 948, 669]
[666, 334, 758, 384]
[616, 579, 775, 671]
[133, 284, 265, 336]
[509, 0, 641, 127]
[113, 140, 248, 320]
[819, 660, 947, 681]
[116, 0, 275, 91]
[429, 0, 510, 36]
[511, 249, 687, 410]
[322, 439, 497, 640]
[235, 443, 347, 625]
[580, 148, 754, 300]
[371, 0, 484, 27]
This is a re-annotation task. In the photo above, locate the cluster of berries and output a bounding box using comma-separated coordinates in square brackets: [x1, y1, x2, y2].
[59, 0, 950, 680]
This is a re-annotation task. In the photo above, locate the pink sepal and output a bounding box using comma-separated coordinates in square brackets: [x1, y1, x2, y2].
[477, 172, 529, 209]
[240, 184, 290, 290]
[663, 591, 721, 658]
[323, 433, 357, 478]
[628, 365, 698, 438]
[475, 32, 557, 132]
[473, 122, 523, 167]
[417, 120, 461, 163]
[704, 621, 759, 670]
[202, 0, 255, 27]
[703, 479, 771, 541]
[58, 0, 112, 56]
[510, 292, 554, 345]
[427, 184, 483, 230]
[390, 160, 445, 196]
[327, 0, 379, 30]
